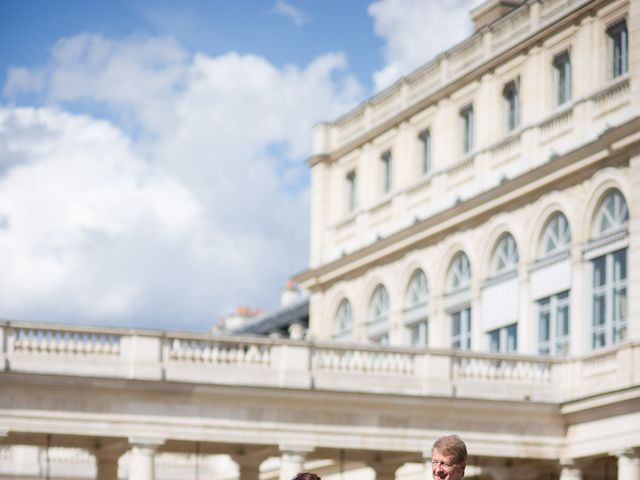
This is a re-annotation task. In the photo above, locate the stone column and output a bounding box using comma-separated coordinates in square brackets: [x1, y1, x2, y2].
[0, 430, 8, 468]
[616, 449, 640, 480]
[278, 445, 314, 480]
[232, 451, 269, 480]
[127, 438, 163, 480]
[368, 457, 404, 480]
[95, 450, 125, 480]
[559, 459, 583, 480]
[97, 454, 119, 480]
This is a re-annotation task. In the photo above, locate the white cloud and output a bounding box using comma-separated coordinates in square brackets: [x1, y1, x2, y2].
[368, 0, 483, 91]
[273, 0, 310, 27]
[0, 34, 363, 329]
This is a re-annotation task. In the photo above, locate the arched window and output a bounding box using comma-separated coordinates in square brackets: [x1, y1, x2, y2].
[405, 269, 427, 308]
[593, 189, 629, 237]
[590, 189, 628, 349]
[491, 233, 518, 274]
[405, 269, 428, 347]
[446, 252, 472, 351]
[534, 213, 572, 357]
[368, 284, 390, 344]
[540, 213, 571, 257]
[448, 252, 471, 291]
[334, 299, 353, 340]
[485, 235, 519, 353]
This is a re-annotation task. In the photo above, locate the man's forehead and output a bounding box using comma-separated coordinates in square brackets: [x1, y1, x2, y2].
[431, 449, 454, 458]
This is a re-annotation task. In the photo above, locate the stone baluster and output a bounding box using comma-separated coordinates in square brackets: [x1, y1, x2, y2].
[615, 449, 640, 480]
[278, 445, 314, 480]
[127, 437, 163, 480]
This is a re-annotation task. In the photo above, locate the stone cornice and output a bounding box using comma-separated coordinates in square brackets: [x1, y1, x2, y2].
[293, 115, 640, 290]
[319, 0, 613, 162]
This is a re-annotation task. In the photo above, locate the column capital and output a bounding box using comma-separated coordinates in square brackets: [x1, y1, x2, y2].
[128, 437, 165, 449]
[611, 448, 640, 459]
[558, 458, 583, 480]
[232, 447, 272, 468]
[278, 446, 314, 480]
[92, 439, 128, 459]
[278, 444, 315, 455]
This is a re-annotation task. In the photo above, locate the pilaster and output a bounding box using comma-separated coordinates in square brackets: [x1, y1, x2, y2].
[627, 151, 640, 342]
[629, 0, 640, 111]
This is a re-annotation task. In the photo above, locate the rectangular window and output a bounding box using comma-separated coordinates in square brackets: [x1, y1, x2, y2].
[592, 249, 627, 349]
[537, 291, 570, 356]
[418, 129, 431, 175]
[410, 320, 428, 348]
[488, 323, 518, 354]
[451, 307, 472, 351]
[381, 150, 392, 194]
[460, 106, 474, 154]
[608, 20, 628, 78]
[503, 80, 520, 131]
[553, 52, 571, 106]
[346, 170, 356, 212]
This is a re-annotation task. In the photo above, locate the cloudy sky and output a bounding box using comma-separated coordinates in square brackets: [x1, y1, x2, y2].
[0, 0, 479, 331]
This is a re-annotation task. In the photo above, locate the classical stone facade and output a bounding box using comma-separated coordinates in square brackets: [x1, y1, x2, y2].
[1, 0, 639, 479]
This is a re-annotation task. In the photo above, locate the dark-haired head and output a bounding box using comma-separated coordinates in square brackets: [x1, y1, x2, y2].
[291, 473, 321, 480]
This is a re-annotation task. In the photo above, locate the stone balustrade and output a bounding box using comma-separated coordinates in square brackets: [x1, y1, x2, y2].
[2, 320, 639, 404]
[320, 0, 592, 155]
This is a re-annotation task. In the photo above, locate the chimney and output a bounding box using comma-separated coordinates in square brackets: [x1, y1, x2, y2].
[470, 0, 523, 31]
[281, 280, 299, 306]
[224, 306, 258, 331]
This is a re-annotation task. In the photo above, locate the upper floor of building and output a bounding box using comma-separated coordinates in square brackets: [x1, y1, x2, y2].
[307, 0, 635, 268]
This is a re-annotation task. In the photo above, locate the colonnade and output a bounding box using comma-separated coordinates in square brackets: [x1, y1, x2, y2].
[7, 435, 637, 480]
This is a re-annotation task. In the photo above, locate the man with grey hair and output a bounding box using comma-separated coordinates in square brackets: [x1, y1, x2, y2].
[430, 434, 467, 480]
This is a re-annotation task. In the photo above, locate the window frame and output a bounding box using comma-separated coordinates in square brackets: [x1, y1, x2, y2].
[488, 323, 518, 354]
[553, 51, 572, 106]
[448, 252, 472, 292]
[405, 269, 429, 348]
[590, 190, 629, 350]
[503, 80, 520, 132]
[368, 284, 390, 344]
[345, 170, 357, 212]
[334, 299, 354, 340]
[460, 105, 474, 155]
[608, 19, 628, 79]
[380, 150, 392, 194]
[418, 128, 432, 175]
[540, 212, 571, 257]
[537, 290, 570, 356]
[452, 307, 472, 351]
[491, 234, 519, 275]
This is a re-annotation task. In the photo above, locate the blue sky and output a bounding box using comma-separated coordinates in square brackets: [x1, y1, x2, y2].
[0, 0, 479, 331]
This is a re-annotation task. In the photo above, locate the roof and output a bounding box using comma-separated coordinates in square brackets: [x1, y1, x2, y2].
[232, 297, 309, 335]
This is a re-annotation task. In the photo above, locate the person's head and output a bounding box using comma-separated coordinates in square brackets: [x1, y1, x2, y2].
[431, 434, 467, 480]
[291, 473, 321, 480]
